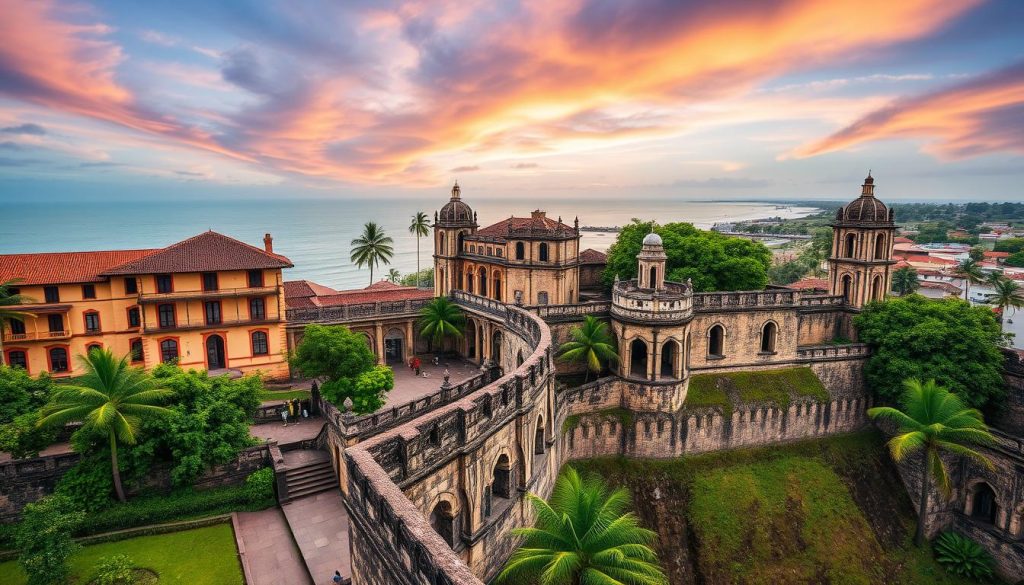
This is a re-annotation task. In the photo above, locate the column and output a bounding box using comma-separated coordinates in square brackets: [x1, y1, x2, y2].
[405, 319, 415, 360]
[374, 322, 385, 365]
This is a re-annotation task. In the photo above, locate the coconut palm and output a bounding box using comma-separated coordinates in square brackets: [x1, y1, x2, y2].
[417, 297, 465, 350]
[409, 211, 431, 287]
[387, 268, 401, 283]
[891, 266, 919, 296]
[988, 275, 1024, 330]
[0, 279, 34, 366]
[954, 258, 984, 302]
[37, 349, 174, 502]
[557, 316, 619, 382]
[350, 222, 394, 285]
[867, 378, 995, 547]
[496, 467, 666, 585]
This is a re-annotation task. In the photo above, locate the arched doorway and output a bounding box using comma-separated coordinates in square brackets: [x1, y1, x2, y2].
[430, 500, 456, 548]
[206, 334, 225, 369]
[875, 233, 886, 260]
[630, 339, 648, 380]
[649, 266, 657, 289]
[478, 267, 487, 296]
[708, 325, 724, 357]
[466, 271, 474, 293]
[841, 274, 853, 303]
[760, 322, 778, 353]
[661, 339, 678, 379]
[492, 454, 511, 499]
[465, 321, 476, 359]
[493, 272, 502, 301]
[534, 415, 545, 455]
[871, 275, 884, 302]
[384, 328, 405, 365]
[844, 233, 856, 257]
[491, 330, 503, 370]
[971, 483, 998, 525]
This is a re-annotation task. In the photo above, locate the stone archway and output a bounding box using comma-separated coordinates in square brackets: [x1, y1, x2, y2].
[660, 339, 679, 379]
[430, 500, 456, 548]
[384, 328, 406, 365]
[629, 338, 648, 380]
[465, 320, 477, 360]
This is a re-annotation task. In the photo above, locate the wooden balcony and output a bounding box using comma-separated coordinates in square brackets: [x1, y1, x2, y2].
[2, 330, 71, 342]
[138, 285, 279, 304]
[143, 317, 281, 334]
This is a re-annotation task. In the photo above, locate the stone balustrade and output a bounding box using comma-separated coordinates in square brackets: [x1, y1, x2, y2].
[796, 343, 870, 361]
[528, 301, 611, 321]
[692, 289, 798, 312]
[798, 294, 845, 308]
[611, 280, 693, 323]
[286, 298, 433, 324]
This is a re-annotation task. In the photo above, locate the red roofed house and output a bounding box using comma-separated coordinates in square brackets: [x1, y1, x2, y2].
[0, 231, 293, 379]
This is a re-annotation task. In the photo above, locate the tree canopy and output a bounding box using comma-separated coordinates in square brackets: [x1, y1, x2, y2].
[290, 324, 393, 413]
[602, 220, 772, 292]
[854, 295, 1006, 410]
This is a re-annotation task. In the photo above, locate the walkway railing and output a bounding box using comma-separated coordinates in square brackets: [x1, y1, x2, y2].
[526, 301, 611, 320]
[798, 294, 845, 308]
[692, 289, 798, 311]
[796, 343, 870, 361]
[286, 298, 433, 324]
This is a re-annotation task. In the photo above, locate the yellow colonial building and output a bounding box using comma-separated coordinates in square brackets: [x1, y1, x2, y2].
[0, 231, 292, 379]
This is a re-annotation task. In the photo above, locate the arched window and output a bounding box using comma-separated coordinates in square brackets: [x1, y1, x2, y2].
[466, 272, 474, 293]
[871, 275, 884, 302]
[971, 483, 998, 524]
[539, 243, 549, 262]
[661, 339, 678, 379]
[130, 339, 143, 362]
[493, 273, 502, 301]
[7, 350, 27, 370]
[478, 267, 487, 296]
[430, 501, 456, 548]
[48, 347, 69, 373]
[841, 274, 853, 303]
[874, 233, 886, 260]
[630, 339, 648, 379]
[515, 242, 525, 260]
[251, 331, 269, 355]
[86, 343, 102, 354]
[649, 266, 657, 288]
[492, 455, 511, 499]
[438, 231, 446, 255]
[535, 415, 545, 455]
[760, 322, 778, 353]
[708, 325, 724, 357]
[844, 233, 856, 258]
[160, 339, 179, 363]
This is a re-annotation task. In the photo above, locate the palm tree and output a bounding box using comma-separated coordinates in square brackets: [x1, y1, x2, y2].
[387, 268, 401, 283]
[0, 279, 34, 366]
[988, 275, 1024, 330]
[417, 297, 465, 350]
[37, 349, 174, 502]
[350, 222, 394, 285]
[891, 266, 919, 296]
[409, 212, 431, 287]
[867, 378, 995, 547]
[955, 258, 984, 302]
[497, 467, 666, 585]
[557, 316, 619, 382]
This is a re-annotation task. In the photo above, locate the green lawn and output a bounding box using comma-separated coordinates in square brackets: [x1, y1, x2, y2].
[259, 389, 311, 402]
[0, 524, 243, 585]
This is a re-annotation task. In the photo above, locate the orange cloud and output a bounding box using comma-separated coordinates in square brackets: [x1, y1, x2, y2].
[0, 0, 989, 185]
[793, 60, 1024, 159]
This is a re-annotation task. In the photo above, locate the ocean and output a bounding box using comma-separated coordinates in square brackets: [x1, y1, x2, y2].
[0, 198, 817, 290]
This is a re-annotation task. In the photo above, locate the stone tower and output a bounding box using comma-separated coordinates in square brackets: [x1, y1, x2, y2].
[828, 172, 896, 308]
[637, 232, 668, 290]
[433, 181, 477, 296]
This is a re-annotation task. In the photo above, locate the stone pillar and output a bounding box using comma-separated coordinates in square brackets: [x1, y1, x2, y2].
[374, 322, 385, 365]
[405, 319, 415, 360]
[646, 339, 655, 381]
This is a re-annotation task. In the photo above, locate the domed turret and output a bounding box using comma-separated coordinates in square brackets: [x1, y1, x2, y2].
[836, 172, 892, 224]
[437, 181, 475, 227]
[828, 172, 897, 308]
[643, 232, 663, 246]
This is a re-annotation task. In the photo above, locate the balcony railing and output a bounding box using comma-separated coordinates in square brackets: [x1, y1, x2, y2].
[286, 298, 433, 324]
[143, 317, 281, 333]
[2, 330, 70, 342]
[139, 285, 279, 303]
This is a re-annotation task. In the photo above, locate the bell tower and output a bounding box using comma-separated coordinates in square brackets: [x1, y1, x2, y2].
[434, 181, 477, 296]
[828, 172, 897, 308]
[637, 232, 667, 291]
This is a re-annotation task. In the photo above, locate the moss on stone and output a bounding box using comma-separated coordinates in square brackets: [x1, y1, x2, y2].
[687, 366, 829, 413]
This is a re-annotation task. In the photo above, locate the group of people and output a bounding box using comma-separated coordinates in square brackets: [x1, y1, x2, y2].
[409, 354, 443, 377]
[280, 398, 310, 426]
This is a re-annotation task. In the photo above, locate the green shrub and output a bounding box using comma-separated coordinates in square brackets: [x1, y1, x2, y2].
[91, 554, 136, 585]
[16, 495, 84, 585]
[933, 531, 994, 580]
[244, 467, 275, 501]
[54, 454, 114, 512]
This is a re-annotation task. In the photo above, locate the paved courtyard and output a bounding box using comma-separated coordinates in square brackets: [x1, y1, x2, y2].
[386, 356, 482, 406]
[250, 415, 323, 446]
[235, 507, 312, 585]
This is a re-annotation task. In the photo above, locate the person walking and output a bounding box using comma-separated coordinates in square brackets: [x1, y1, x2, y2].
[281, 405, 288, 427]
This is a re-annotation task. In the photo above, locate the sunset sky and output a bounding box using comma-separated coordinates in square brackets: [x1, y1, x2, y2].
[0, 0, 1022, 202]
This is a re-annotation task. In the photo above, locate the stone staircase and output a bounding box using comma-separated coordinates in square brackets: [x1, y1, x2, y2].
[282, 450, 336, 501]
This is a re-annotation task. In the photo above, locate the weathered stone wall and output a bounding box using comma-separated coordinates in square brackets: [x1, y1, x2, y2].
[0, 444, 270, 523]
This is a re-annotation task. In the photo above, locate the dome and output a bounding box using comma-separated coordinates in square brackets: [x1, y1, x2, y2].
[836, 172, 892, 224]
[437, 181, 474, 225]
[643, 232, 663, 246]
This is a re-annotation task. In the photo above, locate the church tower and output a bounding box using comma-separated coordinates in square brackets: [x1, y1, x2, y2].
[433, 181, 477, 296]
[828, 172, 896, 308]
[637, 232, 667, 291]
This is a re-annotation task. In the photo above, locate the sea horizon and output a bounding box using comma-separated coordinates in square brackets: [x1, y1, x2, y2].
[0, 197, 817, 291]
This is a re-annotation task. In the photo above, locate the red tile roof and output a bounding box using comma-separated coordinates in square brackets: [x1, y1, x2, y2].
[285, 279, 431, 309]
[0, 249, 158, 285]
[893, 236, 914, 244]
[985, 251, 1010, 259]
[903, 255, 957, 265]
[788, 277, 829, 291]
[579, 248, 607, 264]
[475, 213, 576, 239]
[103, 231, 292, 275]
[284, 280, 340, 299]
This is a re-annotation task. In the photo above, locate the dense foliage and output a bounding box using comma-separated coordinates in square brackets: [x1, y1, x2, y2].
[1006, 250, 1024, 268]
[16, 495, 84, 585]
[854, 295, 1006, 409]
[497, 467, 666, 585]
[91, 554, 137, 585]
[891, 266, 920, 296]
[557, 316, 618, 381]
[868, 379, 994, 546]
[417, 297, 465, 349]
[290, 324, 393, 413]
[933, 532, 995, 580]
[400, 267, 433, 287]
[0, 366, 58, 458]
[994, 238, 1024, 254]
[603, 220, 772, 291]
[768, 228, 832, 285]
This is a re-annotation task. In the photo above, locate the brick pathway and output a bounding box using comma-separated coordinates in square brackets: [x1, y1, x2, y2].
[387, 357, 481, 405]
[235, 507, 313, 585]
[282, 490, 351, 585]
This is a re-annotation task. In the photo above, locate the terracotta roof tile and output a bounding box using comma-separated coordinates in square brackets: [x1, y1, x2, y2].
[579, 248, 608, 264]
[475, 214, 576, 239]
[103, 231, 292, 275]
[284, 280, 340, 299]
[904, 255, 956, 265]
[284, 280, 431, 309]
[0, 249, 158, 285]
[788, 277, 829, 291]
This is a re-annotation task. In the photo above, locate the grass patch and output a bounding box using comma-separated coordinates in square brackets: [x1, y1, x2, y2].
[687, 367, 828, 412]
[572, 432, 982, 585]
[259, 389, 310, 402]
[562, 407, 634, 433]
[0, 524, 243, 585]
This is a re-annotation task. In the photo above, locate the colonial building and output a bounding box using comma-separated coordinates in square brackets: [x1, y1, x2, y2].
[0, 231, 292, 379]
